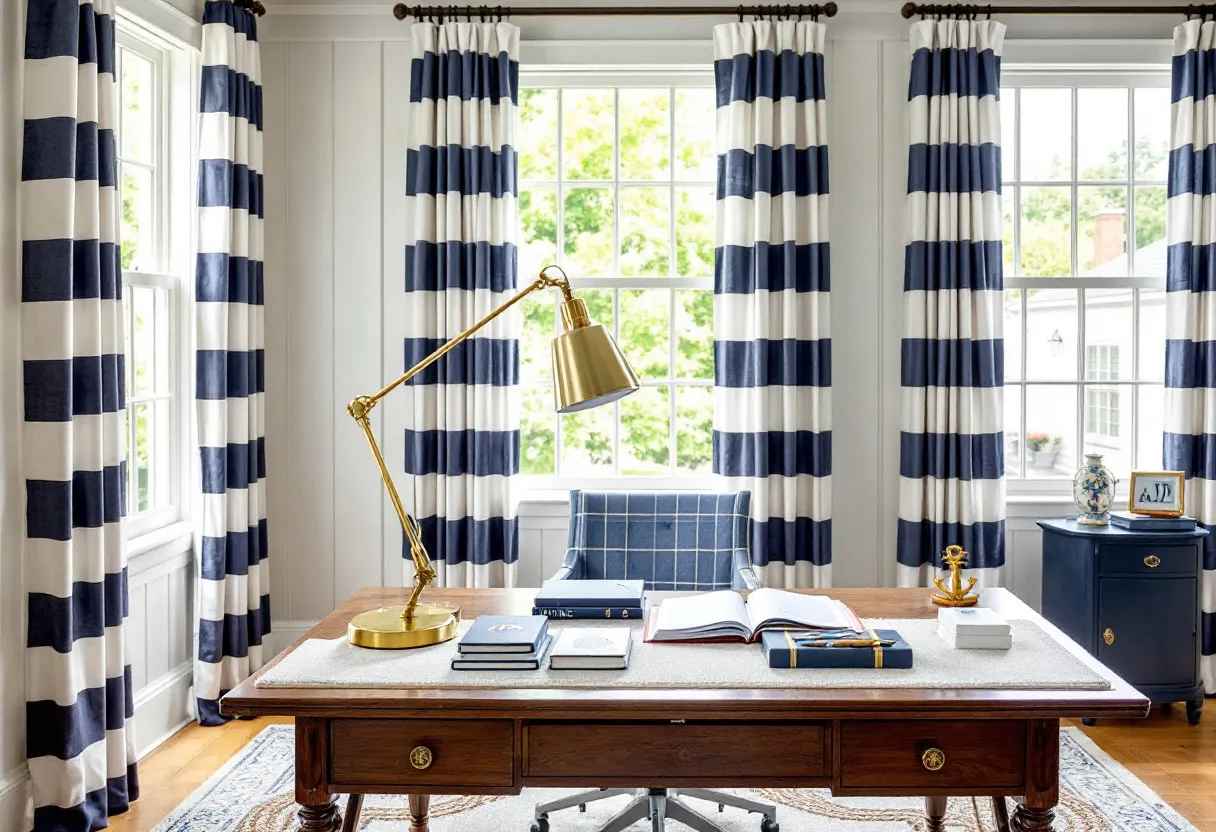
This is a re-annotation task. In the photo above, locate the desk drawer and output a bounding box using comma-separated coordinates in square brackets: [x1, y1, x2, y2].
[1098, 544, 1198, 577]
[330, 719, 514, 787]
[525, 722, 828, 780]
[839, 720, 1024, 790]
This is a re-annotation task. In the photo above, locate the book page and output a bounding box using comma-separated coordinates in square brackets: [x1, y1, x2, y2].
[651, 590, 751, 637]
[744, 588, 857, 632]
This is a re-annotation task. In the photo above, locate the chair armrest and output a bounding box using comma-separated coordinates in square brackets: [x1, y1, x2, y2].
[732, 548, 761, 590]
[548, 548, 586, 582]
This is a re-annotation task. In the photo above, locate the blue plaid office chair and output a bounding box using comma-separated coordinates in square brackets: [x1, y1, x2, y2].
[548, 490, 761, 590]
[533, 490, 776, 832]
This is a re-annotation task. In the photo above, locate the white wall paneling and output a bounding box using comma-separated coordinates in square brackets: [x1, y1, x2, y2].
[257, 6, 1176, 634]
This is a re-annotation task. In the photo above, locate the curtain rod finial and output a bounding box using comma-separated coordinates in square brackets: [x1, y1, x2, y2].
[393, 3, 409, 19]
[901, 2, 918, 17]
[823, 1, 838, 16]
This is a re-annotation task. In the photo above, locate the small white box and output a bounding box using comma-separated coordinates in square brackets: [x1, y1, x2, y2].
[938, 625, 1012, 650]
[937, 607, 1010, 637]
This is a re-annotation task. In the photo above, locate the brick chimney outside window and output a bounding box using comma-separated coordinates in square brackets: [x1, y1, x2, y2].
[1091, 207, 1126, 269]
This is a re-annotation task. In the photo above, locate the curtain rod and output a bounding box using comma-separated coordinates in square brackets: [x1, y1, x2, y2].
[901, 3, 1205, 17]
[392, 3, 838, 21]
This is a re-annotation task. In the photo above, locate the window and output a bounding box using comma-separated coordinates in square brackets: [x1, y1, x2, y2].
[516, 78, 716, 486]
[115, 21, 191, 538]
[1001, 74, 1170, 486]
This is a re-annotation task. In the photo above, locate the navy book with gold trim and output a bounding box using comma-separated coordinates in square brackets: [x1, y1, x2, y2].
[458, 615, 549, 654]
[760, 628, 913, 669]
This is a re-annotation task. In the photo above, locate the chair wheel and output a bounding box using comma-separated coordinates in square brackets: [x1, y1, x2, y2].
[761, 819, 779, 832]
[1081, 717, 1097, 727]
[530, 819, 550, 832]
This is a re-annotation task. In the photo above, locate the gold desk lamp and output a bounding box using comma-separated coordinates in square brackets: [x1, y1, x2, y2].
[346, 264, 640, 648]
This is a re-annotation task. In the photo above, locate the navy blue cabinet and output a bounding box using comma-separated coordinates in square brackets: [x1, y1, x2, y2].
[1038, 518, 1207, 726]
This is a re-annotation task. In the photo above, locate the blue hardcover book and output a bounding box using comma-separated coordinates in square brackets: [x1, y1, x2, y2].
[761, 628, 913, 669]
[534, 579, 645, 609]
[1108, 511, 1197, 532]
[533, 606, 643, 620]
[458, 615, 549, 654]
[452, 635, 553, 670]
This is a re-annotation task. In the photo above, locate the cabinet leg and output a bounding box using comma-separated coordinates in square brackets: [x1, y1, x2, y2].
[1187, 699, 1203, 726]
[408, 795, 431, 832]
[924, 796, 947, 832]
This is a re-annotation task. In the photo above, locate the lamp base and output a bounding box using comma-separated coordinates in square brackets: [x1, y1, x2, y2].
[347, 603, 460, 649]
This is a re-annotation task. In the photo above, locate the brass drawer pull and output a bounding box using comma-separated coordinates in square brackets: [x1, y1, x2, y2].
[1144, 555, 1161, 568]
[921, 747, 945, 771]
[1103, 628, 1115, 646]
[409, 746, 434, 770]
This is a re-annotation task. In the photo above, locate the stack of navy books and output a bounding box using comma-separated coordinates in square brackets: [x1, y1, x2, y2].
[533, 579, 645, 620]
[451, 615, 552, 671]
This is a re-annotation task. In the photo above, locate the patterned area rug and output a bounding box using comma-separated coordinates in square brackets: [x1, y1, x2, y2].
[151, 725, 1196, 831]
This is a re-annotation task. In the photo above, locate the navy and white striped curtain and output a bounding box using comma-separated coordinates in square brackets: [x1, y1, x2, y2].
[405, 22, 520, 587]
[21, 0, 139, 828]
[194, 0, 269, 726]
[1164, 18, 1216, 697]
[897, 19, 1006, 587]
[712, 21, 832, 588]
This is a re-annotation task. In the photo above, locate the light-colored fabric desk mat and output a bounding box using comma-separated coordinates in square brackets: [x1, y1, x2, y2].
[255, 618, 1110, 691]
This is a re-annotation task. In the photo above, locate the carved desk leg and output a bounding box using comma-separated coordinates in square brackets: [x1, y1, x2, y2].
[296, 718, 340, 832]
[925, 796, 948, 832]
[1013, 720, 1059, 832]
[408, 795, 431, 832]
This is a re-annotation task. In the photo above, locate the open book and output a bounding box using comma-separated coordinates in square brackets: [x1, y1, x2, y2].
[644, 588, 864, 644]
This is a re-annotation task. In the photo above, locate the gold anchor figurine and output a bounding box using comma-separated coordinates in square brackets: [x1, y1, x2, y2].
[931, 545, 979, 607]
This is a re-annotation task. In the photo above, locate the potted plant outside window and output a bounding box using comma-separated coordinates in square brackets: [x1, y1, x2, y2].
[1027, 433, 1063, 470]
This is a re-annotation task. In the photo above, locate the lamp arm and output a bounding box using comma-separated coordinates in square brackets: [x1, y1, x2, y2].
[346, 266, 573, 619]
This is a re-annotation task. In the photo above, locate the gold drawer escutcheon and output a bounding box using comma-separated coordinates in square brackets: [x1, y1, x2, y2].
[921, 748, 946, 771]
[1103, 628, 1115, 646]
[1144, 555, 1161, 568]
[409, 746, 433, 770]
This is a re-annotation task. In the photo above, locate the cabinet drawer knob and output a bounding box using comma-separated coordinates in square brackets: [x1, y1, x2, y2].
[409, 746, 434, 770]
[921, 748, 946, 771]
[1144, 555, 1161, 568]
[1103, 628, 1115, 646]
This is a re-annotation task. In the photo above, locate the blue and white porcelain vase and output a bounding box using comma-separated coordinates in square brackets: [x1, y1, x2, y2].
[1072, 452, 1117, 526]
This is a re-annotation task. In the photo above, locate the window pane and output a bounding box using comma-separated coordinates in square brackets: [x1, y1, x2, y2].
[1137, 289, 1166, 382]
[520, 385, 556, 475]
[1004, 289, 1022, 382]
[1084, 290, 1133, 381]
[1083, 383, 1130, 477]
[561, 398, 614, 475]
[120, 50, 154, 164]
[1077, 186, 1127, 275]
[1025, 288, 1078, 381]
[519, 187, 558, 281]
[676, 385, 713, 475]
[130, 399, 169, 514]
[1077, 88, 1128, 181]
[619, 89, 670, 181]
[676, 289, 713, 380]
[1005, 384, 1023, 479]
[521, 295, 554, 383]
[1136, 385, 1165, 469]
[519, 88, 558, 180]
[1132, 185, 1167, 276]
[1000, 91, 1015, 181]
[1003, 189, 1016, 276]
[1020, 88, 1072, 181]
[1019, 186, 1072, 277]
[619, 186, 670, 276]
[562, 89, 614, 180]
[1134, 87, 1170, 181]
[1025, 384, 1076, 479]
[563, 187, 614, 276]
[120, 164, 155, 270]
[621, 385, 670, 475]
[619, 289, 670, 379]
[581, 288, 614, 332]
[676, 186, 715, 277]
[130, 285, 169, 396]
[674, 89, 716, 181]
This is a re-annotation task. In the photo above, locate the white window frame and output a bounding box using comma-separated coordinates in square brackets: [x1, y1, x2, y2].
[115, 13, 197, 553]
[1002, 65, 1171, 496]
[518, 68, 717, 493]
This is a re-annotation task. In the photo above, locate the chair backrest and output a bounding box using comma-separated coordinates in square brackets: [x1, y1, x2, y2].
[565, 491, 751, 591]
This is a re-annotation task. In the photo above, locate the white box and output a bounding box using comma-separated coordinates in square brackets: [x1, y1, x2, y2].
[938, 625, 1012, 650]
[937, 607, 1010, 637]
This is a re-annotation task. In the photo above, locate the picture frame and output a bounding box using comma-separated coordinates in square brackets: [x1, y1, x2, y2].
[1127, 471, 1186, 517]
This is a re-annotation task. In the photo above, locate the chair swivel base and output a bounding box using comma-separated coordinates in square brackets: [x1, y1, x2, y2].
[531, 787, 778, 832]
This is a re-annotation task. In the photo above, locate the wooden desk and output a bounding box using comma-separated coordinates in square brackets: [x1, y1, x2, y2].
[223, 587, 1149, 832]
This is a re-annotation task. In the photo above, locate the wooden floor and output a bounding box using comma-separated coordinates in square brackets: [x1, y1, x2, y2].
[109, 708, 1216, 832]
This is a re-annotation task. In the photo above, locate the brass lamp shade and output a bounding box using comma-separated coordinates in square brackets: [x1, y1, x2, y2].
[552, 300, 639, 413]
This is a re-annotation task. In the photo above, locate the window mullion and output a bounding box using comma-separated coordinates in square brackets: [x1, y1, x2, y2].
[554, 88, 565, 480]
[611, 87, 621, 477]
